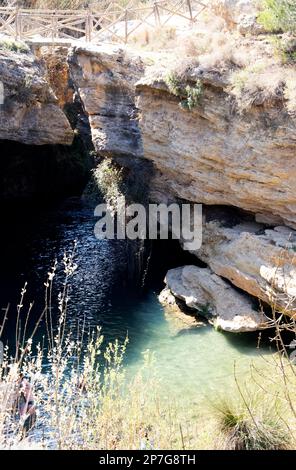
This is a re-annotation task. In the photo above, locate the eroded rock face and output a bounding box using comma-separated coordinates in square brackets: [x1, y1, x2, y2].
[69, 46, 296, 229]
[66, 44, 296, 321]
[39, 46, 75, 110]
[136, 73, 296, 229]
[161, 265, 268, 332]
[68, 45, 144, 159]
[0, 47, 73, 145]
[186, 220, 296, 314]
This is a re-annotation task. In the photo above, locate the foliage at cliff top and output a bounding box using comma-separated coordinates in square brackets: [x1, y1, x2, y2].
[258, 0, 296, 33]
[15, 0, 145, 9]
[0, 38, 29, 54]
[164, 72, 203, 111]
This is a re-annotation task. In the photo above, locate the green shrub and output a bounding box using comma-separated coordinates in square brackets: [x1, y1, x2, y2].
[165, 71, 182, 96]
[0, 38, 29, 54]
[258, 0, 296, 33]
[165, 72, 203, 111]
[270, 35, 296, 63]
[181, 83, 203, 111]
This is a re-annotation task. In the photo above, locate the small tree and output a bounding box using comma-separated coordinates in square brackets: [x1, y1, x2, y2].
[20, 0, 90, 9]
[258, 0, 296, 33]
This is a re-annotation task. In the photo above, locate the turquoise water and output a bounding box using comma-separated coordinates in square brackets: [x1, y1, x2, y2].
[110, 292, 274, 408]
[0, 198, 275, 413]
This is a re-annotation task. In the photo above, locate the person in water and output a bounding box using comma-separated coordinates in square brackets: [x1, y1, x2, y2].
[17, 374, 37, 436]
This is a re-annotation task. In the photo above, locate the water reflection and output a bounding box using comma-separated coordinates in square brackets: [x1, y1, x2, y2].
[0, 198, 276, 408]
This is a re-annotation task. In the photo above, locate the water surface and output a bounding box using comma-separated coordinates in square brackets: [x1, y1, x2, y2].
[0, 198, 275, 412]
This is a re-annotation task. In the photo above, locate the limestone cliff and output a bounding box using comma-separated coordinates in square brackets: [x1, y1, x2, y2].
[68, 45, 144, 159]
[136, 71, 296, 229]
[0, 45, 73, 145]
[135, 63, 296, 320]
[68, 45, 296, 228]
[67, 43, 296, 330]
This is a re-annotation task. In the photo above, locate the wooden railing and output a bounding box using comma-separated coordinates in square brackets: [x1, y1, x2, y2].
[0, 1, 208, 43]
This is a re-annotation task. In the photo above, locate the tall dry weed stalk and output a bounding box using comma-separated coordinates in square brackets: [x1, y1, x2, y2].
[0, 243, 196, 450]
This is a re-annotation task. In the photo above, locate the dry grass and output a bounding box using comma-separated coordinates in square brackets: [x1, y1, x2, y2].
[284, 73, 296, 115]
[2, 247, 296, 449]
[127, 7, 226, 52]
[177, 28, 296, 116]
[148, 30, 295, 117]
[229, 62, 284, 111]
[139, 27, 271, 79]
[0, 249, 202, 450]
[216, 253, 296, 451]
[182, 32, 235, 66]
[128, 8, 295, 117]
[215, 396, 291, 450]
[229, 60, 296, 113]
[130, 25, 177, 50]
[213, 322, 296, 449]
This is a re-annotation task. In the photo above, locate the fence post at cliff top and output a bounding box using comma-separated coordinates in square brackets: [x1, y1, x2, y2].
[124, 9, 128, 43]
[15, 4, 21, 40]
[154, 1, 161, 27]
[51, 11, 58, 43]
[186, 0, 194, 23]
[86, 8, 93, 42]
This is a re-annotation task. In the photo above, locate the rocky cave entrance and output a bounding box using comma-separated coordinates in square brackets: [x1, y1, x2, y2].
[0, 138, 93, 206]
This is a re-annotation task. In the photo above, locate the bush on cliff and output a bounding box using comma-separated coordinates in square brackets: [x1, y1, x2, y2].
[165, 72, 203, 111]
[258, 0, 296, 33]
[0, 38, 29, 54]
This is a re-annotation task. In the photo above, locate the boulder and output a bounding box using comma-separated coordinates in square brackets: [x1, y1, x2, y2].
[188, 221, 296, 314]
[162, 265, 268, 332]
